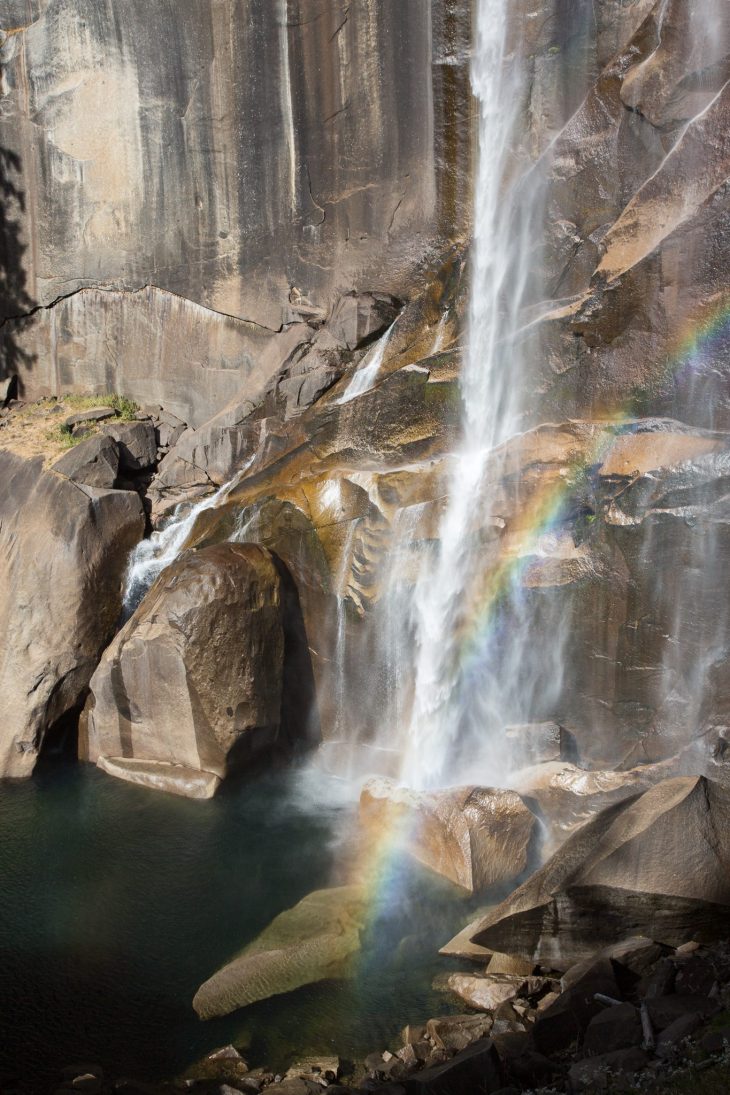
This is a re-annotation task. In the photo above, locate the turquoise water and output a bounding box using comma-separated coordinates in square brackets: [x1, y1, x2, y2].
[0, 761, 474, 1090]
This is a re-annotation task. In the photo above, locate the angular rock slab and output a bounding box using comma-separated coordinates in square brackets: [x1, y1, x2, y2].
[0, 451, 145, 777]
[359, 778, 537, 894]
[193, 885, 366, 1019]
[52, 433, 120, 489]
[461, 776, 730, 965]
[85, 542, 285, 797]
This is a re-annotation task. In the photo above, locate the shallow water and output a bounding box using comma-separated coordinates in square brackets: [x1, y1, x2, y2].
[0, 762, 475, 1089]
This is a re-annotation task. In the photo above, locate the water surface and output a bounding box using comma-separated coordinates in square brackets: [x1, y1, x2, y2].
[0, 762, 473, 1090]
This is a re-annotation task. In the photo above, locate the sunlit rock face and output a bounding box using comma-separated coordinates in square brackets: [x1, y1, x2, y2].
[82, 542, 314, 798]
[462, 776, 730, 964]
[0, 0, 472, 423]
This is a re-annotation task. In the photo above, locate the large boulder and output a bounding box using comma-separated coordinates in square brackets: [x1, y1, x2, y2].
[52, 433, 120, 489]
[84, 542, 293, 798]
[193, 885, 366, 1019]
[360, 778, 537, 894]
[459, 777, 730, 965]
[0, 451, 145, 777]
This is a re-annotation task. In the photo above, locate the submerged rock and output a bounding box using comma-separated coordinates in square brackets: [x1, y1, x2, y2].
[193, 886, 366, 1019]
[84, 543, 287, 798]
[0, 451, 145, 777]
[359, 778, 537, 894]
[461, 776, 730, 965]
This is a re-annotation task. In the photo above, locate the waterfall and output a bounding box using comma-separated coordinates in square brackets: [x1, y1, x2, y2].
[401, 0, 538, 790]
[338, 321, 397, 404]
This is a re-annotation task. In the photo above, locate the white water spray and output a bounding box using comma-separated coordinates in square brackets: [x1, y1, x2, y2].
[402, 0, 539, 790]
[338, 321, 397, 404]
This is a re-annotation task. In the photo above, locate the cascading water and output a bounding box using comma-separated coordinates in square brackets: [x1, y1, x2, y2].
[401, 0, 542, 790]
[122, 476, 247, 617]
[338, 321, 397, 404]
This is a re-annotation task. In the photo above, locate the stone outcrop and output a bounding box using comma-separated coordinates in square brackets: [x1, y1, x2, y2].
[460, 777, 730, 965]
[52, 433, 120, 489]
[193, 885, 366, 1019]
[0, 450, 145, 777]
[83, 543, 296, 798]
[359, 778, 537, 894]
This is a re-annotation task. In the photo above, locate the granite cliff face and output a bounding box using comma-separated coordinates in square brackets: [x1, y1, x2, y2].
[0, 0, 471, 424]
[2, 0, 730, 807]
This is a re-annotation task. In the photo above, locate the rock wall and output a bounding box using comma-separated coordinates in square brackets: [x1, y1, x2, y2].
[0, 0, 472, 424]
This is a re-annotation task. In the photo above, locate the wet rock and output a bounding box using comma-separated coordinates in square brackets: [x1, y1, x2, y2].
[0, 452, 145, 777]
[52, 434, 120, 489]
[102, 420, 157, 472]
[402, 1039, 503, 1095]
[193, 885, 365, 1018]
[328, 293, 400, 351]
[360, 779, 537, 894]
[85, 543, 286, 797]
[464, 778, 730, 965]
[567, 1047, 649, 1091]
[511, 761, 657, 845]
[505, 722, 576, 768]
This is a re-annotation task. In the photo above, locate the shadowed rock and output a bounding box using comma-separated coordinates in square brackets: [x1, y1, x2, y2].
[193, 886, 366, 1019]
[52, 434, 120, 489]
[0, 451, 145, 777]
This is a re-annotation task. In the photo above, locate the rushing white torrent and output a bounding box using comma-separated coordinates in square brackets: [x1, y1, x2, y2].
[401, 0, 540, 790]
[338, 321, 397, 404]
[121, 483, 233, 616]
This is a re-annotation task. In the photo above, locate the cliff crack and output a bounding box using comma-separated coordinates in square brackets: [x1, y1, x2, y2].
[330, 7, 350, 42]
[304, 163, 326, 227]
[0, 283, 285, 335]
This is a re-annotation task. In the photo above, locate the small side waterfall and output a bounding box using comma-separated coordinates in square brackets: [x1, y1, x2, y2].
[338, 321, 397, 404]
[401, 0, 540, 789]
[122, 480, 239, 617]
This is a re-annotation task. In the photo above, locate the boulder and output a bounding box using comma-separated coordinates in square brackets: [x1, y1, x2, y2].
[193, 886, 366, 1018]
[425, 1015, 492, 1053]
[436, 973, 526, 1013]
[360, 779, 537, 894]
[532, 958, 621, 1055]
[0, 452, 145, 777]
[511, 761, 659, 845]
[403, 1039, 503, 1095]
[463, 778, 730, 965]
[102, 420, 157, 471]
[63, 406, 117, 430]
[567, 1048, 649, 1091]
[582, 1003, 643, 1056]
[84, 543, 288, 798]
[52, 434, 120, 489]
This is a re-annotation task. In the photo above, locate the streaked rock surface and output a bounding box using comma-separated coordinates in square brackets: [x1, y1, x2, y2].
[0, 450, 145, 777]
